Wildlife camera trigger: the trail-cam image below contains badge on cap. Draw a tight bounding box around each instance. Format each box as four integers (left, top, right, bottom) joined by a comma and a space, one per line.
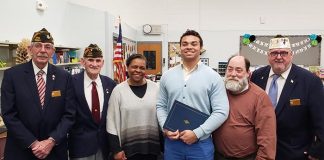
269, 37, 291, 49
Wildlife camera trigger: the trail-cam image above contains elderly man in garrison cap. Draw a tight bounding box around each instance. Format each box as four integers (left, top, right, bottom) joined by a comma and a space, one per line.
68, 44, 116, 160
1, 28, 76, 160
251, 35, 324, 160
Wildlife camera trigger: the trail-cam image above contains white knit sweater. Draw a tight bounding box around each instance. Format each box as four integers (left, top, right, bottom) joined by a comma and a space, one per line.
106, 80, 160, 156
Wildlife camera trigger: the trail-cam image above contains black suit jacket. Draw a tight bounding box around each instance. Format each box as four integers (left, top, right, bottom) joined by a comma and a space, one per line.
251, 64, 324, 160
1, 61, 76, 160
68, 71, 116, 159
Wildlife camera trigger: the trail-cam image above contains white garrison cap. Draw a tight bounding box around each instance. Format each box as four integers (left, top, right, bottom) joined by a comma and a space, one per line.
269, 37, 291, 49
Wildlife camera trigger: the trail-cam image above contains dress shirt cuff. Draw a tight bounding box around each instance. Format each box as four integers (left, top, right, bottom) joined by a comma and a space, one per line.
48, 137, 56, 145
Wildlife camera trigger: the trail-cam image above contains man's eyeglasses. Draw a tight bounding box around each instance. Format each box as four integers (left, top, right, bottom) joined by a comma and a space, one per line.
33, 43, 54, 51
269, 51, 289, 57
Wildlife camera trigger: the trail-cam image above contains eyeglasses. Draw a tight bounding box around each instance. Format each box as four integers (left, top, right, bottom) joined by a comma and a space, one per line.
269, 51, 289, 57
32, 43, 54, 51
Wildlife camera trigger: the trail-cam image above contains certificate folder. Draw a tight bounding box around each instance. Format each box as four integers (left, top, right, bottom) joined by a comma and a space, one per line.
163, 100, 209, 132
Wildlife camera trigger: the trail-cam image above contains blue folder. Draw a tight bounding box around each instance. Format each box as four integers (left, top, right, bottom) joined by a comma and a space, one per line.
163, 100, 209, 132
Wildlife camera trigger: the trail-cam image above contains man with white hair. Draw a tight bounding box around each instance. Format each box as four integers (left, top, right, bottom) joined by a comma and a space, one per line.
251, 35, 324, 160
213, 55, 276, 160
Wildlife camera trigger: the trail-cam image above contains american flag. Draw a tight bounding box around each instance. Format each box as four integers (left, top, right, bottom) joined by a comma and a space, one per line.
113, 22, 127, 83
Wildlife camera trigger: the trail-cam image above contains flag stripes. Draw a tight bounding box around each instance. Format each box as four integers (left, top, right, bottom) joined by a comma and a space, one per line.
113, 21, 127, 83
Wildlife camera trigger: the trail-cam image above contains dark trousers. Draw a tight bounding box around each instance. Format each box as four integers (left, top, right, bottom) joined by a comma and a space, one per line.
214, 151, 256, 160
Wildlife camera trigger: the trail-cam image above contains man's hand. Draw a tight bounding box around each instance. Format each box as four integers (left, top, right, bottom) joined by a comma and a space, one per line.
31, 138, 55, 159
179, 130, 198, 145
114, 151, 127, 160
304, 152, 319, 160
163, 129, 180, 140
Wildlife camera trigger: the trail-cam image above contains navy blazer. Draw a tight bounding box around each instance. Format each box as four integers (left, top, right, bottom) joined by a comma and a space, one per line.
251, 64, 324, 160
1, 61, 76, 160
68, 71, 116, 159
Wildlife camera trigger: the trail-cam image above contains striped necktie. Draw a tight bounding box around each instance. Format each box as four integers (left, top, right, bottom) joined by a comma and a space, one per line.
37, 70, 46, 107
269, 74, 280, 107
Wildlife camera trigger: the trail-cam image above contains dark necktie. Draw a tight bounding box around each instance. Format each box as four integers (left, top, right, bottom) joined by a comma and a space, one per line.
91, 81, 100, 123
37, 70, 46, 107
269, 74, 280, 107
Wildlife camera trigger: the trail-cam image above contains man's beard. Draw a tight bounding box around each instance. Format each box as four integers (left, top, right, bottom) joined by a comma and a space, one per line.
225, 77, 248, 93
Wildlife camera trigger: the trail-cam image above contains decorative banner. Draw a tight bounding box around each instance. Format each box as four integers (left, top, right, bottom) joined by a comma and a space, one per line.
240, 35, 321, 65
244, 36, 319, 55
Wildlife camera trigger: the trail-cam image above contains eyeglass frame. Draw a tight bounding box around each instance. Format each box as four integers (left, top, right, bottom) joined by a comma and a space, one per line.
31, 42, 55, 52
268, 50, 290, 57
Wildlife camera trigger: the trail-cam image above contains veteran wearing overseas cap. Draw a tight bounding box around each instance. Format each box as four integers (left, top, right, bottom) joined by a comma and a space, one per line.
251, 35, 324, 159
30, 28, 55, 69
1, 28, 76, 160
68, 44, 116, 160
267, 35, 292, 75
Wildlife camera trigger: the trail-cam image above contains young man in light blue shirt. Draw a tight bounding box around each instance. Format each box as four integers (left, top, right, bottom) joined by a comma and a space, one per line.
156, 30, 229, 160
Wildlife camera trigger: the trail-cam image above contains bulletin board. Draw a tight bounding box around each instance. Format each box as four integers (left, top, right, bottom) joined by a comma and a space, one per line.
239, 35, 321, 66
168, 42, 181, 68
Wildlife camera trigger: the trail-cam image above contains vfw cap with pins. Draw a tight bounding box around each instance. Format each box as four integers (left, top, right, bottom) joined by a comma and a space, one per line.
269, 37, 291, 49
83, 44, 103, 58
31, 28, 54, 44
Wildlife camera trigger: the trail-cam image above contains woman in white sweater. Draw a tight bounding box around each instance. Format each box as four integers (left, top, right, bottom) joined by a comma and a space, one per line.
107, 54, 161, 160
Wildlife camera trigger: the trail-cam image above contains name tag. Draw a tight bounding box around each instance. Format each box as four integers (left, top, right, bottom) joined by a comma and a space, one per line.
290, 99, 301, 106
51, 90, 61, 97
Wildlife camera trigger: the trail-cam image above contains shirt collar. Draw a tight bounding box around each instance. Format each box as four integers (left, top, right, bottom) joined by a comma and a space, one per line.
32, 61, 48, 76
83, 72, 101, 87
181, 61, 201, 72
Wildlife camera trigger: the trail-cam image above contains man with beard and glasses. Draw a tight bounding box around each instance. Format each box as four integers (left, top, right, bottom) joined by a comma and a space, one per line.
213, 55, 276, 160
156, 30, 229, 160
251, 35, 324, 160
